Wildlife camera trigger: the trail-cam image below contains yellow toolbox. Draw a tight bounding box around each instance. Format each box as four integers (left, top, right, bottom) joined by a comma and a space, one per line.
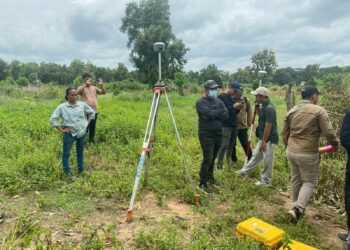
278, 240, 318, 250
236, 217, 285, 249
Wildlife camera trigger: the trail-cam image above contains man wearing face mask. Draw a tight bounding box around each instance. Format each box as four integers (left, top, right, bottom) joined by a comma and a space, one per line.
196, 80, 229, 194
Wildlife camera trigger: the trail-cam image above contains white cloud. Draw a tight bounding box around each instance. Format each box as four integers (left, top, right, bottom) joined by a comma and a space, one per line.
0, 0, 349, 72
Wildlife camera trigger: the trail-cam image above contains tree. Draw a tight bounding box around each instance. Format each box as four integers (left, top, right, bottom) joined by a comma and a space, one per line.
0, 58, 8, 81
303, 64, 320, 84
173, 72, 187, 95
16, 76, 29, 86
273, 67, 296, 86
8, 60, 21, 80
187, 70, 199, 84
114, 63, 129, 81
120, 0, 188, 84
199, 64, 223, 87
231, 66, 254, 84
251, 49, 278, 78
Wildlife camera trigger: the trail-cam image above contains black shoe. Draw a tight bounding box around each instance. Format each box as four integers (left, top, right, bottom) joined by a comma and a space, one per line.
288, 207, 303, 222
208, 178, 222, 187
217, 163, 223, 170
197, 183, 213, 194
338, 232, 348, 243
0, 213, 4, 224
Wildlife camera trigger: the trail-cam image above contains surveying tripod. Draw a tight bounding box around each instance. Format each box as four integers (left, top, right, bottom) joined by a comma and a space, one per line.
126, 82, 198, 221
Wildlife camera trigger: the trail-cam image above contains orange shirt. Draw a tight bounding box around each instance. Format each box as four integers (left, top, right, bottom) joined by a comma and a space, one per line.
76, 85, 102, 112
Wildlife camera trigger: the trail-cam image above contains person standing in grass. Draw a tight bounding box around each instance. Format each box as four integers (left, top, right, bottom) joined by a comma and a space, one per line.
338, 109, 350, 244
231, 87, 253, 164
282, 85, 338, 222
76, 73, 106, 144
50, 87, 96, 177
236, 87, 278, 187
216, 81, 242, 170
196, 80, 228, 194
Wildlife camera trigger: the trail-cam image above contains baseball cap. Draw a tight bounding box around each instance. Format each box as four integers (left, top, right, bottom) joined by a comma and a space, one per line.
228, 81, 242, 94
301, 85, 319, 98
251, 87, 269, 97
203, 79, 219, 89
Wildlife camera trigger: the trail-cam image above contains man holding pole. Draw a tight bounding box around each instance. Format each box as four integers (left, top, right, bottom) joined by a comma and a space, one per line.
236, 87, 278, 187
282, 85, 338, 221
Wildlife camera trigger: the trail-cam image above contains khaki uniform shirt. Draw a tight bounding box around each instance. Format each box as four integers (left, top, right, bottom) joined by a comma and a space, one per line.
76, 85, 103, 112
237, 96, 253, 129
282, 100, 338, 154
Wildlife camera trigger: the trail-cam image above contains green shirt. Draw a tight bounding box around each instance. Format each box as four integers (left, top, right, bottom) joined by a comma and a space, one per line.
258, 100, 279, 144
50, 101, 96, 138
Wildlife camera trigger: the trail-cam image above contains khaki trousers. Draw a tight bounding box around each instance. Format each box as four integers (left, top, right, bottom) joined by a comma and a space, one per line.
286, 148, 320, 211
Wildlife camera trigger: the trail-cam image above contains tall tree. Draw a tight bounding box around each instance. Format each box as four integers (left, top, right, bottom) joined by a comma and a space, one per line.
199, 64, 223, 87
8, 60, 21, 80
120, 0, 188, 84
251, 49, 278, 78
0, 58, 7, 81
303, 64, 320, 84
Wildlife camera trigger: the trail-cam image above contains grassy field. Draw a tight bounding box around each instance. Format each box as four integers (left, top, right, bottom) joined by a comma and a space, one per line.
0, 85, 347, 249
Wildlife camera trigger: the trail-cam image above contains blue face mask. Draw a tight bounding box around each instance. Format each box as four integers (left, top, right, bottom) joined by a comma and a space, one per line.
208, 89, 217, 98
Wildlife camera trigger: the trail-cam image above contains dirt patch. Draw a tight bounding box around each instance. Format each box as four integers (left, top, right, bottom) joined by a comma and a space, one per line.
259, 192, 346, 249
115, 192, 200, 246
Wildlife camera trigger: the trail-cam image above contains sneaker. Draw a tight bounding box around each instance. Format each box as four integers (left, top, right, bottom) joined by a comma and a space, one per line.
208, 178, 222, 187
255, 180, 271, 187
197, 183, 213, 194
217, 163, 224, 170
288, 207, 303, 222
0, 213, 4, 224
338, 232, 348, 243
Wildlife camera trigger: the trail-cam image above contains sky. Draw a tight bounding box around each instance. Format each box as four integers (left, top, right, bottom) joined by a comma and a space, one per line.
0, 0, 350, 73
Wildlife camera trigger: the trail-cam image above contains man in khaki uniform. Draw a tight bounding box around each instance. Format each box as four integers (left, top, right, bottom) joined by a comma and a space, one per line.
282, 85, 338, 221
231, 87, 253, 164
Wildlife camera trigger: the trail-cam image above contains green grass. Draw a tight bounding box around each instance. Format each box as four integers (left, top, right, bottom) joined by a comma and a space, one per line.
0, 85, 346, 249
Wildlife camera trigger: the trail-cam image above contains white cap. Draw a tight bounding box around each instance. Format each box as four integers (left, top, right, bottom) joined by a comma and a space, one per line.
251, 87, 269, 97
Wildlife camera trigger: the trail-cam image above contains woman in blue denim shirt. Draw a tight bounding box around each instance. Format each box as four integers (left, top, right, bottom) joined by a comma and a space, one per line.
50, 87, 96, 177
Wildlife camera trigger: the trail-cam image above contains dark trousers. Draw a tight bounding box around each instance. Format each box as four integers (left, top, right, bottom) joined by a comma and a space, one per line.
199, 135, 222, 184
345, 148, 350, 230
86, 113, 98, 143
231, 128, 252, 162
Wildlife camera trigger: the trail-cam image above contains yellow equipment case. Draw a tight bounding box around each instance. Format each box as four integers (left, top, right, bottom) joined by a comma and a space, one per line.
236, 217, 285, 249
278, 240, 318, 250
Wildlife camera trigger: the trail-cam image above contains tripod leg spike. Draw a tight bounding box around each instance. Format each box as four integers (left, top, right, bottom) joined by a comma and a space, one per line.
194, 193, 200, 204
126, 209, 133, 223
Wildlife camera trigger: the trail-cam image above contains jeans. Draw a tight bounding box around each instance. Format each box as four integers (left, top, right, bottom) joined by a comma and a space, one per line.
286, 149, 320, 211
62, 133, 86, 175
199, 136, 222, 184
239, 140, 276, 184
86, 112, 98, 143
232, 128, 252, 162
217, 127, 238, 165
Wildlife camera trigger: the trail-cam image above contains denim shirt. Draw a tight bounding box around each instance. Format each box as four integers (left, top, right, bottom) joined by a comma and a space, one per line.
50, 101, 96, 138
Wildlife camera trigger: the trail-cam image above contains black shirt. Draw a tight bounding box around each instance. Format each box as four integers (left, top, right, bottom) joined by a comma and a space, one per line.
217, 93, 240, 127
258, 100, 279, 144
196, 96, 228, 137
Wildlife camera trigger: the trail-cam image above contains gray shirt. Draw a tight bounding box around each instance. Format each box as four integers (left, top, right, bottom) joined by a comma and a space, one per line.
50, 101, 96, 138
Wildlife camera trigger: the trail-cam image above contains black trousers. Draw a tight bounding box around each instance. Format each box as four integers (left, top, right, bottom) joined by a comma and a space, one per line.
231, 128, 252, 162
199, 135, 222, 184
86, 113, 98, 143
345, 147, 350, 230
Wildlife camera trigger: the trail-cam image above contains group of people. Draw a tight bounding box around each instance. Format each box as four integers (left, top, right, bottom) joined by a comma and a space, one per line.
195, 79, 350, 237
42, 75, 350, 243
49, 73, 106, 177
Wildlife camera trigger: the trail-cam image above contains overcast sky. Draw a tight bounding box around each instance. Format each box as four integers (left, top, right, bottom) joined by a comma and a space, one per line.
1, 0, 350, 73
